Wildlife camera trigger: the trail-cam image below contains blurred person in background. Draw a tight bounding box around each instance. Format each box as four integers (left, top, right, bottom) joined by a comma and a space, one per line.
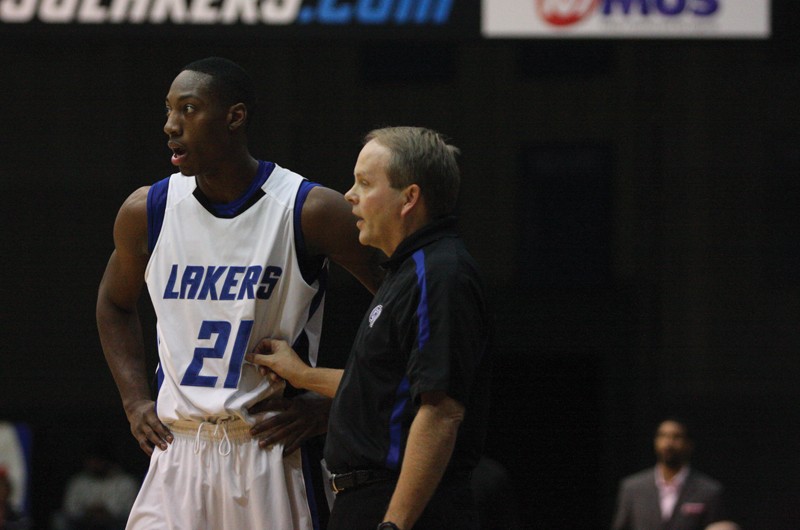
0, 468, 30, 530
612, 417, 725, 530
51, 447, 138, 530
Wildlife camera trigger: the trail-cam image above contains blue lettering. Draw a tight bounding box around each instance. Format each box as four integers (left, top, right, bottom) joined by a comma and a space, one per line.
317, 0, 351, 23
655, 0, 684, 15
298, 6, 315, 23
180, 265, 204, 299
181, 321, 231, 387
603, 0, 649, 15
357, 0, 393, 24
303, 0, 454, 26
220, 266, 246, 301
198, 266, 227, 300
223, 320, 254, 388
256, 266, 283, 300
163, 264, 179, 299
237, 265, 263, 300
603, 0, 717, 17
395, 0, 452, 24
162, 265, 285, 300
691, 0, 717, 16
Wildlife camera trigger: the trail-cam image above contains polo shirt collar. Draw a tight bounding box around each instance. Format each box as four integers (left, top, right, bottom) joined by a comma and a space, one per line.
382, 216, 459, 271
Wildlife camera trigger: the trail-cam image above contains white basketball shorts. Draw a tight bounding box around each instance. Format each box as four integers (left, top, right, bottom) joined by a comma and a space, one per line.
125, 419, 313, 530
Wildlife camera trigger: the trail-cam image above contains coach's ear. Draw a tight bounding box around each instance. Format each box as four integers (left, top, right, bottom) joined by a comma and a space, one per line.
400, 184, 424, 218
227, 103, 247, 132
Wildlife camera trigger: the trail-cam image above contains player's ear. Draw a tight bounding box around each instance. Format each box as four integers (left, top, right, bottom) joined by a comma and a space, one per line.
227, 103, 247, 132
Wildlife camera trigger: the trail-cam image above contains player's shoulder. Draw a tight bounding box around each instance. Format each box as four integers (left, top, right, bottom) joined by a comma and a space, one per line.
119, 186, 151, 216
118, 174, 175, 225
299, 184, 350, 227
122, 174, 182, 215
302, 183, 342, 208
264, 163, 312, 196
113, 185, 152, 255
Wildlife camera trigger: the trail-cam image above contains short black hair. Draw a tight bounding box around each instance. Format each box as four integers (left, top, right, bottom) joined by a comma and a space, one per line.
181, 57, 257, 121
656, 416, 693, 441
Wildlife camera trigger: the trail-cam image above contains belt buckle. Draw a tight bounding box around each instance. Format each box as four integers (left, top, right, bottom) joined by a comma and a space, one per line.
330, 473, 342, 494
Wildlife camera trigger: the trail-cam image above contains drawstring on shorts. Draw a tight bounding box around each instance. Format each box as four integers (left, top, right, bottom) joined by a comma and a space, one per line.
215, 422, 232, 456
193, 421, 208, 454
178, 419, 247, 456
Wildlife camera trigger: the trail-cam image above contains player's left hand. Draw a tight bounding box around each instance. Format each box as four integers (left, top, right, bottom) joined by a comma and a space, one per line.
248, 392, 331, 455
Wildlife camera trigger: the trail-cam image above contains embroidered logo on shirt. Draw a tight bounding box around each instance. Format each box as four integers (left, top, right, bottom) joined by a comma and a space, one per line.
369, 305, 383, 328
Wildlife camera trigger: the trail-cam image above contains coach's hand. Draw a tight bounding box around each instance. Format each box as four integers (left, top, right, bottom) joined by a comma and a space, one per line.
248, 392, 330, 456
247, 338, 309, 388
125, 398, 172, 456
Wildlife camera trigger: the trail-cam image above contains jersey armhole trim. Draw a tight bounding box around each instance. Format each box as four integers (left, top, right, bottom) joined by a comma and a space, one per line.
147, 177, 170, 254
294, 180, 325, 284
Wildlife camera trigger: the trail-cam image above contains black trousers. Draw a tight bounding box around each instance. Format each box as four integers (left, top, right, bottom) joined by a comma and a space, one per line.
327, 475, 479, 530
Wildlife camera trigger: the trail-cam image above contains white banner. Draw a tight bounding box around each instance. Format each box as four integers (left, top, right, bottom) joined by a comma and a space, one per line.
482, 0, 770, 39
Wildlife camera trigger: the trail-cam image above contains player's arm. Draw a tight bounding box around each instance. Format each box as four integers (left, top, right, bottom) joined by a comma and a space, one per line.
96, 186, 172, 456
302, 185, 385, 294
248, 391, 331, 456
247, 338, 343, 398
381, 391, 465, 530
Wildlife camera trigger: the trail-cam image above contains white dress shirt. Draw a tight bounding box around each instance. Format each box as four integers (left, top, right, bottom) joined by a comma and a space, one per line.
655, 465, 689, 520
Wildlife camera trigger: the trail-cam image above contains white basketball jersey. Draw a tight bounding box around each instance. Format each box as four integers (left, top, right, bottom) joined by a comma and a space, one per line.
145, 164, 326, 424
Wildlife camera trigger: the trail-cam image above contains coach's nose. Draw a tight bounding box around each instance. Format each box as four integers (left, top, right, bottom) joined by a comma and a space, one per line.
344, 185, 358, 205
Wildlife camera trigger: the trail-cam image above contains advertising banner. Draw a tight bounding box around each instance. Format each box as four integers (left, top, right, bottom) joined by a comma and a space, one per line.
0, 0, 478, 38
482, 0, 770, 39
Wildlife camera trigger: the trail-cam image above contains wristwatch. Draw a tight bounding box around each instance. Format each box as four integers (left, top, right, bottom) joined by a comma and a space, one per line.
376, 523, 400, 530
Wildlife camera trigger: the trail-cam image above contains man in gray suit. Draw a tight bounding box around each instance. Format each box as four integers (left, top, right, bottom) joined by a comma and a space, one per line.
612, 418, 725, 530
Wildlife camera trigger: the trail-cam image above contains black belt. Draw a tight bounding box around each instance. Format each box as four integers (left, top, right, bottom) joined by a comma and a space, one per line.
329, 469, 397, 493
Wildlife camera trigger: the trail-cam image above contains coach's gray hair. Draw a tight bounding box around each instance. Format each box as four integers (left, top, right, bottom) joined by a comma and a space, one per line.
364, 126, 461, 218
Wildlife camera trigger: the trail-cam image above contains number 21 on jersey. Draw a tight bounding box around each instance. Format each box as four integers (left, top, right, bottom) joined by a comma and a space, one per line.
181, 320, 254, 388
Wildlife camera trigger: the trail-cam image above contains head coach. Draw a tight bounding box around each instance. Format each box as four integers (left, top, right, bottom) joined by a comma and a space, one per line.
247, 126, 492, 530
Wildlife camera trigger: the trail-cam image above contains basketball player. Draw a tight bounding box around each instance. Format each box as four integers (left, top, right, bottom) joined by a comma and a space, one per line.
96, 57, 381, 529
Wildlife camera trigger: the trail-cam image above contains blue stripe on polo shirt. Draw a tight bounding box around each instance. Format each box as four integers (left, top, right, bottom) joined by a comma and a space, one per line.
385, 249, 431, 469
385, 376, 410, 470
412, 250, 430, 350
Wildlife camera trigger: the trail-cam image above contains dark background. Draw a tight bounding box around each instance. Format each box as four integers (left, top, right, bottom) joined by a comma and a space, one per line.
2, 3, 799, 529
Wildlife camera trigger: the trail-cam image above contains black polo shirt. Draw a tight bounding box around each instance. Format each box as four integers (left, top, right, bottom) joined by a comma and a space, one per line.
324, 217, 491, 475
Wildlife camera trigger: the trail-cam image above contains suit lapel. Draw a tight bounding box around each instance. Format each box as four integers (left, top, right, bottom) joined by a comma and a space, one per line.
644, 469, 667, 530
665, 470, 696, 530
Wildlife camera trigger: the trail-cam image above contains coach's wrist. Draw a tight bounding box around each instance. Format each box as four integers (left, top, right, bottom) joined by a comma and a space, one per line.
376, 522, 400, 530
